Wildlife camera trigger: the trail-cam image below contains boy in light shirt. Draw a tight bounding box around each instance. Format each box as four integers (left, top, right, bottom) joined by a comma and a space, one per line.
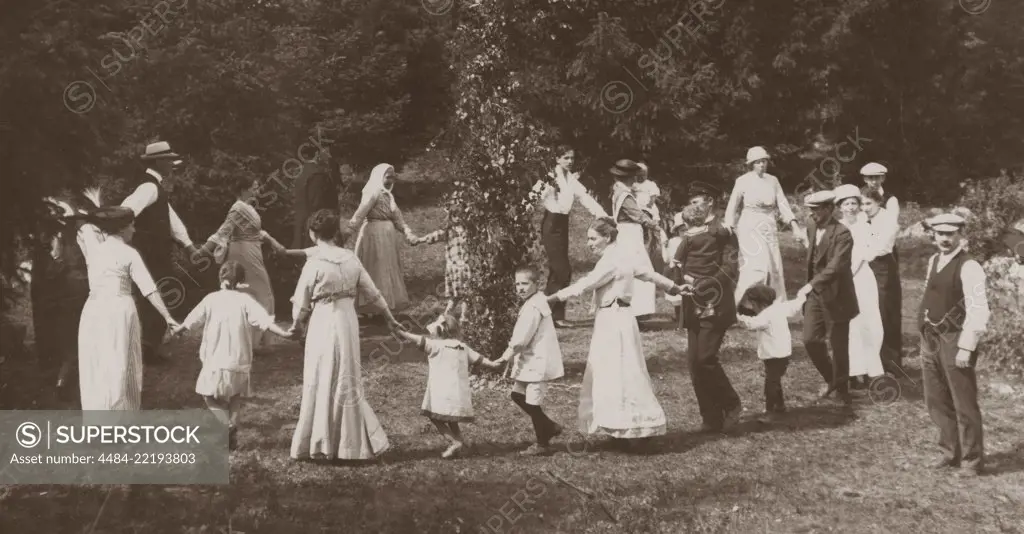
495, 265, 565, 456
736, 283, 806, 422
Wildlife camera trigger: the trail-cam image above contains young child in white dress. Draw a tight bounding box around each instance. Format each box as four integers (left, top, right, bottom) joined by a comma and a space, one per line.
736, 283, 805, 422
172, 261, 294, 449
392, 314, 502, 458
494, 266, 565, 456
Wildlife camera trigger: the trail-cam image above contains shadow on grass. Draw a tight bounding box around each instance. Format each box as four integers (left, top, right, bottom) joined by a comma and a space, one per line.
983, 443, 1024, 476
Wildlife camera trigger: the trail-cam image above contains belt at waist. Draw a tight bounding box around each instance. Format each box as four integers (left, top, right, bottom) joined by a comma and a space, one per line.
365, 217, 393, 223
312, 291, 355, 305
600, 298, 631, 308
543, 210, 569, 217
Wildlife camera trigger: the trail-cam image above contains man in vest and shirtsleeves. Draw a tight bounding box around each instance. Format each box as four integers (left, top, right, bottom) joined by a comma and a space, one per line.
918, 212, 990, 477
120, 141, 200, 365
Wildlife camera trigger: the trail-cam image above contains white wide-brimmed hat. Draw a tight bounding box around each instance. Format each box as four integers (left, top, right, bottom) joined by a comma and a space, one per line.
746, 146, 770, 164
804, 190, 835, 207
923, 213, 967, 232
832, 184, 862, 203
860, 162, 887, 176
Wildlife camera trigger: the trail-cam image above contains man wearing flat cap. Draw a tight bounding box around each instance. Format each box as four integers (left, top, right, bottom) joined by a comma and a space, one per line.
860, 162, 903, 369
796, 190, 858, 407
120, 141, 199, 364
918, 212, 989, 476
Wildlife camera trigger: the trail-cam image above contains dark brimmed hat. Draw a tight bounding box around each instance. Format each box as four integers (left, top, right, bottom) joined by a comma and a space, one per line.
89, 207, 135, 233
689, 181, 721, 199
609, 159, 642, 178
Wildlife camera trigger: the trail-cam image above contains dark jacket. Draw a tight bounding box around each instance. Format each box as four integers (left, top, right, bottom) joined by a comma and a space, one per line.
805, 217, 859, 322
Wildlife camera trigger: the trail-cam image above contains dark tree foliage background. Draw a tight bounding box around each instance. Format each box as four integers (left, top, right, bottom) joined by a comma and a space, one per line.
2, 0, 1022, 361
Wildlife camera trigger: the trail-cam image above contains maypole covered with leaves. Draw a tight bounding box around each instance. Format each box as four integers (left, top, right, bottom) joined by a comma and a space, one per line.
444, 3, 554, 358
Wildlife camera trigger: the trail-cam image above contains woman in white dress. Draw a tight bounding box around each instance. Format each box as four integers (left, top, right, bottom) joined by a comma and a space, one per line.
609, 160, 660, 318
75, 206, 179, 410
833, 185, 885, 383
548, 217, 683, 447
289, 209, 399, 461
724, 146, 807, 303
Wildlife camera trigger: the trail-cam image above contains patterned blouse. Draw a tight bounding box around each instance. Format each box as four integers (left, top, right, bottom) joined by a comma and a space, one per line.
419, 222, 471, 298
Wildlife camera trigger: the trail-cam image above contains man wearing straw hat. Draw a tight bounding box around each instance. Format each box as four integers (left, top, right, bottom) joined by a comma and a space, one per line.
120, 141, 199, 365
796, 190, 858, 407
918, 212, 989, 476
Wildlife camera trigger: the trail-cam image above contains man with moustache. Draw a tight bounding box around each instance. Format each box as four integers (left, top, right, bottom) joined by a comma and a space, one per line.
917, 213, 989, 476
120, 141, 199, 365
796, 190, 858, 408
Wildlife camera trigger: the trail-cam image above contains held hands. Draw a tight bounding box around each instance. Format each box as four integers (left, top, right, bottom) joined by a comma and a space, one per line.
797, 284, 813, 299
955, 349, 973, 368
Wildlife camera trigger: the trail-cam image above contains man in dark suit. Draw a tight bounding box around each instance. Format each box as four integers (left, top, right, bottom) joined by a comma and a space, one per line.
292, 161, 340, 249
796, 190, 859, 407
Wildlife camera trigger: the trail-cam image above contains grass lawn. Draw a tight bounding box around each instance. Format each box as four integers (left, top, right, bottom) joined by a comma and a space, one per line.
2, 204, 1024, 533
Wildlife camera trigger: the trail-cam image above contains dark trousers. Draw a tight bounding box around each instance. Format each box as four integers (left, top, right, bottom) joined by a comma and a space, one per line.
686, 320, 740, 427
763, 357, 790, 412
921, 327, 984, 466
803, 295, 851, 396
541, 211, 571, 321
871, 254, 903, 368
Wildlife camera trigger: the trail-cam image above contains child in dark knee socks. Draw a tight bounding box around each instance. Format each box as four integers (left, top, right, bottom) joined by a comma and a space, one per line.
496, 266, 565, 456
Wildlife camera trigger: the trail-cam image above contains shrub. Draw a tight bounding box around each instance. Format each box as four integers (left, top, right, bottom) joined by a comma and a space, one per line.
957, 174, 1024, 377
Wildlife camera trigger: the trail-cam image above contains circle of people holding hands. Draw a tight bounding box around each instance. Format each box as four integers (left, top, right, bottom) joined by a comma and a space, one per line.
43, 141, 997, 475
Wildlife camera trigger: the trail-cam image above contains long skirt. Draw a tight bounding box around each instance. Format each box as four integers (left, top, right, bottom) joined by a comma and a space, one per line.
616, 222, 657, 316
290, 297, 390, 460
849, 266, 885, 378
225, 239, 274, 346
354, 220, 410, 314
578, 305, 666, 438
733, 209, 786, 303
78, 295, 142, 410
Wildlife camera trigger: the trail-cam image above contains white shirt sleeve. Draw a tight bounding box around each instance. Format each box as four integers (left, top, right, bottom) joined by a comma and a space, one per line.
121, 183, 159, 216
572, 180, 607, 217
957, 259, 990, 352
168, 204, 193, 248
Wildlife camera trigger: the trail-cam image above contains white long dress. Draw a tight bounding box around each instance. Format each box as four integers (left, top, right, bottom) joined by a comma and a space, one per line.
611, 188, 657, 316
724, 171, 798, 303
844, 218, 885, 378
554, 244, 672, 439
290, 246, 390, 460
76, 225, 158, 410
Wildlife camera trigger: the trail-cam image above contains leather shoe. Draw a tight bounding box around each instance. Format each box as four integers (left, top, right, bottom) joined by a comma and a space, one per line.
930, 457, 960, 469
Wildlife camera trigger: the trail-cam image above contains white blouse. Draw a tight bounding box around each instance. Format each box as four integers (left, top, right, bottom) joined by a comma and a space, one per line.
77, 225, 158, 298
555, 244, 675, 309
724, 171, 797, 227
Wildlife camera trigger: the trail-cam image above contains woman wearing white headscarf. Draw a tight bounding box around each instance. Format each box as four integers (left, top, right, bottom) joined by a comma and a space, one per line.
347, 163, 417, 315
724, 146, 807, 303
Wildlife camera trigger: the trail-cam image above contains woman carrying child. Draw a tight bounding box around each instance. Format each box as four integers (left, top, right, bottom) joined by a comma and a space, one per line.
392, 315, 502, 458
172, 261, 295, 449
289, 209, 401, 461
